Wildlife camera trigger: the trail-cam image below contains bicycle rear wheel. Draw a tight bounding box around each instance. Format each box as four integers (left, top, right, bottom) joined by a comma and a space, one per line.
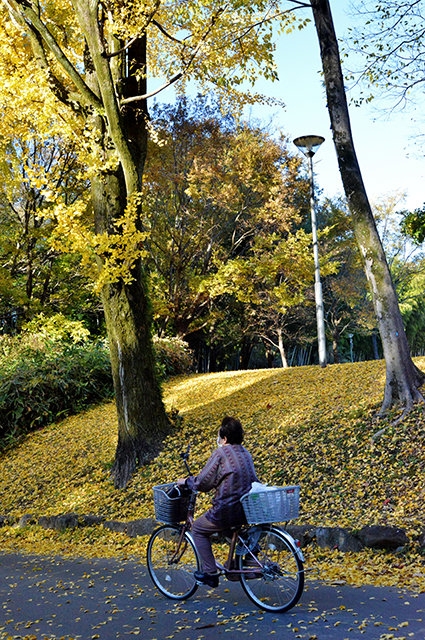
238, 526, 304, 612
147, 525, 200, 600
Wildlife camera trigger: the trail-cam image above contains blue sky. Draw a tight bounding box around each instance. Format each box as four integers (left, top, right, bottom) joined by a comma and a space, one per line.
246, 1, 425, 212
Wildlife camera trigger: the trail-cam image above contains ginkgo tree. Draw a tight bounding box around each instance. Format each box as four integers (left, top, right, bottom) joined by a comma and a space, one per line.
208, 229, 323, 367
0, 0, 309, 487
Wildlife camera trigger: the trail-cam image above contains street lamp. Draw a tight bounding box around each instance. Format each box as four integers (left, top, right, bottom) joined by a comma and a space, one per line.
293, 135, 327, 368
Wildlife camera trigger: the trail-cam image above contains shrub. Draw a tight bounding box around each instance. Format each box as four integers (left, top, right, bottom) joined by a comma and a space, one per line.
0, 341, 113, 446
153, 336, 194, 379
0, 332, 193, 448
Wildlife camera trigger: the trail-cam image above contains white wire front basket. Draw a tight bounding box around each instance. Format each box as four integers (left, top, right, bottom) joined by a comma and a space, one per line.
240, 485, 300, 524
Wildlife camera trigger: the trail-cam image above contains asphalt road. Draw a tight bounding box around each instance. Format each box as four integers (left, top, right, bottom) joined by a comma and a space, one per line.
1, 553, 425, 639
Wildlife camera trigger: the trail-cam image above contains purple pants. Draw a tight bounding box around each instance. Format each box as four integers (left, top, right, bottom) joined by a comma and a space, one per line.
191, 513, 228, 574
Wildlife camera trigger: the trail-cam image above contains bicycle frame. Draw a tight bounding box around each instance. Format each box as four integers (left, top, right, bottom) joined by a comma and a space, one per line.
170, 488, 302, 581
167, 489, 198, 565
216, 528, 263, 578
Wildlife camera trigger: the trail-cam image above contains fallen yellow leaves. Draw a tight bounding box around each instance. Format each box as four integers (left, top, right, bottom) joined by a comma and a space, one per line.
305, 545, 425, 592
0, 358, 424, 592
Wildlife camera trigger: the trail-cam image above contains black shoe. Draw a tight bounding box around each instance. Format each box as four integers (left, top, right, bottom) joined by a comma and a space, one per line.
194, 570, 219, 587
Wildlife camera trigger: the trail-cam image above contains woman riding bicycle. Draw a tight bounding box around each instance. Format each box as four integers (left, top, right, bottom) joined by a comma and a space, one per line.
177, 416, 258, 588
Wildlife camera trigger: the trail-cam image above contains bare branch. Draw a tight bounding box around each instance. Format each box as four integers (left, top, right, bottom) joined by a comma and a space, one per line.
152, 20, 186, 45
121, 5, 227, 105
121, 71, 183, 104
102, 33, 141, 58
260, 333, 279, 350
287, 0, 311, 6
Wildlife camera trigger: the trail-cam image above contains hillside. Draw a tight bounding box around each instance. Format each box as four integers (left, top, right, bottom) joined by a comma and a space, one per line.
1, 359, 425, 590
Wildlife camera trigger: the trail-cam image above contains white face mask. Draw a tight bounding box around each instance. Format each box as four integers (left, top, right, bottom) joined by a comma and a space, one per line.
217, 435, 223, 447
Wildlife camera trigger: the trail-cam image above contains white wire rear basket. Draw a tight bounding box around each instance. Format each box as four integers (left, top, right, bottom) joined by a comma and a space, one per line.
240, 485, 300, 524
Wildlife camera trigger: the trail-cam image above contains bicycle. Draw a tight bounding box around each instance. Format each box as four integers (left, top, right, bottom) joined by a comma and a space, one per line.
146, 446, 306, 613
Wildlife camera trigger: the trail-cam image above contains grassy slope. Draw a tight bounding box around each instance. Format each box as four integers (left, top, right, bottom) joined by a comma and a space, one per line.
1, 359, 425, 590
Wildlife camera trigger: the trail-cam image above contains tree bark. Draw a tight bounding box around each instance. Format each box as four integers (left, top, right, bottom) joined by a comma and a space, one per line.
101, 273, 169, 488
91, 166, 170, 489
372, 329, 380, 360
310, 0, 424, 415
332, 330, 340, 364
265, 346, 275, 368
239, 336, 254, 369
78, 12, 171, 487
277, 328, 289, 368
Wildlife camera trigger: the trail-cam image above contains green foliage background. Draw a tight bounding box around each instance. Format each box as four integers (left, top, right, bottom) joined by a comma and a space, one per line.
0, 331, 193, 447
0, 340, 113, 444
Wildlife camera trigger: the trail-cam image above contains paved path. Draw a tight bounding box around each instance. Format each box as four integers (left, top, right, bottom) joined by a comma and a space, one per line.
1, 554, 425, 639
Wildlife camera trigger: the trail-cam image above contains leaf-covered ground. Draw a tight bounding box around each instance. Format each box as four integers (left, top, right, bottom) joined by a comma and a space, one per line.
1, 359, 425, 591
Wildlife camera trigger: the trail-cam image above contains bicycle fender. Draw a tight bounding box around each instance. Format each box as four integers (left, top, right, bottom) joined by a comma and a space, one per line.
183, 530, 197, 548
271, 526, 305, 563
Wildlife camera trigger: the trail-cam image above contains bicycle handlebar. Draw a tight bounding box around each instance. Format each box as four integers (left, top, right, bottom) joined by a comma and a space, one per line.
180, 444, 193, 476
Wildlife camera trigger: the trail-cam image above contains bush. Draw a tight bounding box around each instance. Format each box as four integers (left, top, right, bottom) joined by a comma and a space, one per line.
0, 332, 193, 448
0, 340, 113, 446
153, 336, 194, 379
21, 313, 90, 344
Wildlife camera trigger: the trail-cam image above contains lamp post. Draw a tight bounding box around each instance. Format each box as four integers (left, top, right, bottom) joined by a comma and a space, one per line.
293, 135, 327, 368
348, 333, 354, 363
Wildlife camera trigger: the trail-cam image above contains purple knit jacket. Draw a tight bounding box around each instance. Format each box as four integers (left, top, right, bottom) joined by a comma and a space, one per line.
186, 444, 258, 527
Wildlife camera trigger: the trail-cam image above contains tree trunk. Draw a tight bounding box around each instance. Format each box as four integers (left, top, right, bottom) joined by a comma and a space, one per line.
332, 329, 340, 364
92, 166, 171, 489
266, 347, 275, 368
310, 0, 425, 415
86, 33, 171, 488
101, 272, 170, 488
39, 258, 53, 307
239, 335, 254, 369
372, 329, 380, 360
277, 328, 289, 368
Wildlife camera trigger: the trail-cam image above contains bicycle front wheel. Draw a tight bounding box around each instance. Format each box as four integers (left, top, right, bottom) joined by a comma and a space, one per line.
147, 525, 200, 600
238, 526, 304, 612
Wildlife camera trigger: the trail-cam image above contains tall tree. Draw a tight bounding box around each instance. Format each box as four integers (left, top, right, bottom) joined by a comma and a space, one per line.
0, 0, 303, 486
373, 193, 425, 356
319, 198, 375, 363
206, 230, 316, 365
144, 97, 311, 341
309, 0, 425, 417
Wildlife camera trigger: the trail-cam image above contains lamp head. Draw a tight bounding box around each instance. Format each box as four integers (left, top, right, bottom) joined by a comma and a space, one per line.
293, 135, 325, 158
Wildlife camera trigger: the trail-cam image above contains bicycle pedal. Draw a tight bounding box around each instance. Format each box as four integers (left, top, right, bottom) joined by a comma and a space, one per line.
225, 572, 241, 582
195, 579, 219, 587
